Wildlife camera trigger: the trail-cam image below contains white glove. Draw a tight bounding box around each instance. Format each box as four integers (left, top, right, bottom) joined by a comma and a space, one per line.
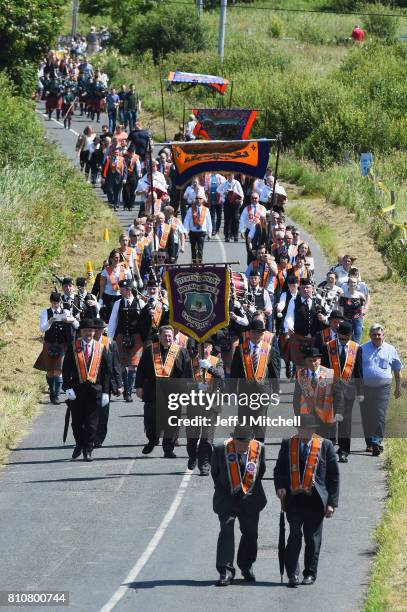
356, 395, 365, 404
66, 388, 76, 401
98, 299, 104, 307
199, 359, 212, 369
335, 413, 344, 422
101, 393, 109, 408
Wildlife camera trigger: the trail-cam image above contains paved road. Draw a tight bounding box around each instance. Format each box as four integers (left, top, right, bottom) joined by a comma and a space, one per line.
0, 106, 385, 612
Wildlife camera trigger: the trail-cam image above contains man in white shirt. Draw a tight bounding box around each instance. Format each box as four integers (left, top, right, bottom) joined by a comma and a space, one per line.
218, 174, 243, 242
183, 188, 212, 263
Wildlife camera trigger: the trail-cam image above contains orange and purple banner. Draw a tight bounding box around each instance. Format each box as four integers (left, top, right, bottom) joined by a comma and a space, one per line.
192, 108, 258, 140
167, 71, 229, 95
164, 266, 230, 342
170, 140, 271, 187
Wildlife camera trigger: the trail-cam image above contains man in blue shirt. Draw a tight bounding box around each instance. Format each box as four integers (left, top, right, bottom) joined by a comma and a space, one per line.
361, 323, 403, 455
106, 87, 120, 133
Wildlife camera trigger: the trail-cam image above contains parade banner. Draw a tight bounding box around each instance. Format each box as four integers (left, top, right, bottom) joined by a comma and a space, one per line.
192, 108, 258, 140
167, 71, 229, 95
164, 266, 231, 342
170, 140, 271, 187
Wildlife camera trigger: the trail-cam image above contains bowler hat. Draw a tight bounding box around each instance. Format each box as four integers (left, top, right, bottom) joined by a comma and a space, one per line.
328, 309, 343, 320
302, 346, 322, 358
92, 318, 107, 329
231, 424, 254, 441
338, 320, 353, 336
79, 318, 97, 330
298, 413, 320, 430
249, 319, 266, 332
118, 279, 132, 289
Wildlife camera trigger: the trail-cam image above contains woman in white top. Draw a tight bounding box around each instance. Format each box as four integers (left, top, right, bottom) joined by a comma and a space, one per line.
99, 248, 132, 317
297, 241, 315, 273
76, 125, 96, 179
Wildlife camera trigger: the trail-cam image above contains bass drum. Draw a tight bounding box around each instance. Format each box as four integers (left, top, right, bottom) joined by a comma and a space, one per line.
230, 271, 248, 306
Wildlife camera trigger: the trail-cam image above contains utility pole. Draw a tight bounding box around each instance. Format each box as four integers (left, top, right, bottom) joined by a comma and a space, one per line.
71, 0, 79, 37
218, 0, 227, 64
196, 0, 203, 19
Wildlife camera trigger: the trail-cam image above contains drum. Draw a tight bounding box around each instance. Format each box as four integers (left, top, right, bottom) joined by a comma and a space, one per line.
230, 272, 248, 306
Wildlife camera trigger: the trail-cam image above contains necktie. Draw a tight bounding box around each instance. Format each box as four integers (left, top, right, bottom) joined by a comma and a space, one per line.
300, 442, 308, 479
238, 454, 245, 476
252, 345, 259, 371
157, 227, 162, 239
340, 344, 346, 371
85, 343, 91, 363
311, 372, 317, 388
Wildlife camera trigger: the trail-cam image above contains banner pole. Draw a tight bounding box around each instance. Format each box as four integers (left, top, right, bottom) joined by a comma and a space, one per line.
159, 66, 167, 141
267, 133, 282, 251
229, 80, 234, 107
182, 102, 186, 134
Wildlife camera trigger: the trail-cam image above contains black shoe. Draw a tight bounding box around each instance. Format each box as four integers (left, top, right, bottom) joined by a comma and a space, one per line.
52, 397, 60, 405
187, 458, 197, 470
94, 442, 103, 448
338, 451, 348, 463
302, 575, 316, 585
234, 236, 238, 242
286, 364, 293, 379
225, 237, 230, 243
242, 569, 256, 582
372, 445, 383, 456
174, 438, 180, 447
123, 392, 128, 402
164, 450, 176, 458
366, 445, 373, 453
142, 442, 155, 455
288, 575, 300, 588
83, 451, 93, 462
126, 394, 133, 403
199, 467, 210, 476
216, 572, 233, 587
71, 446, 82, 460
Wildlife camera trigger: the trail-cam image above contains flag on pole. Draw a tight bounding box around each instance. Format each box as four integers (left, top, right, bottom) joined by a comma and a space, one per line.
167, 71, 229, 95
192, 108, 258, 140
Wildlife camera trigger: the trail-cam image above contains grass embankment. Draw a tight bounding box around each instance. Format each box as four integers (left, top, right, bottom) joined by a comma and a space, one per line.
285, 192, 407, 612
0, 73, 122, 465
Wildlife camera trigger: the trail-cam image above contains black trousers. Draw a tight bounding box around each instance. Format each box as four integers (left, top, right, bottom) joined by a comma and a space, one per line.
186, 410, 216, 466
338, 394, 355, 454
189, 231, 206, 263
210, 204, 222, 233
96, 402, 109, 444
144, 401, 178, 452
216, 510, 260, 574
223, 204, 239, 239
70, 396, 99, 452
285, 493, 324, 578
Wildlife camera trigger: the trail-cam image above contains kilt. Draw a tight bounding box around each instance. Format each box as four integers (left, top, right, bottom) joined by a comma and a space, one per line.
62, 102, 74, 117
221, 337, 240, 375
278, 333, 291, 362
33, 341, 66, 373
46, 93, 63, 112
289, 334, 314, 367
116, 333, 143, 368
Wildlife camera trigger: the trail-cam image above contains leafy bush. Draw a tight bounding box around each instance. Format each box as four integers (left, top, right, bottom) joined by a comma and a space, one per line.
297, 18, 329, 45
362, 4, 399, 41
267, 16, 284, 38
120, 6, 208, 60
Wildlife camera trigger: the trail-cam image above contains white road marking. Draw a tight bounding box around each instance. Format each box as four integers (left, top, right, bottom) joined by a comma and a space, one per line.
114, 459, 136, 492
35, 108, 79, 136
99, 470, 193, 612
215, 233, 227, 263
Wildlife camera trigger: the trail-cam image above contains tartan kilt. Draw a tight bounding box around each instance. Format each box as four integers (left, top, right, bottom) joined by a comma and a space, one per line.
278, 333, 291, 362
62, 102, 74, 117
33, 341, 66, 372
46, 93, 62, 112
289, 334, 314, 367
116, 333, 143, 368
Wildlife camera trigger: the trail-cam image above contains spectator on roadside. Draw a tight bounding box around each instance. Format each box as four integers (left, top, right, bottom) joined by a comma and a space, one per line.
351, 24, 365, 43
339, 277, 365, 343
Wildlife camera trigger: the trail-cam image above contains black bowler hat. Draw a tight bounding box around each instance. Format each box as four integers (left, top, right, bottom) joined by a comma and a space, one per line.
300, 278, 312, 286
302, 346, 322, 358
249, 269, 261, 277
338, 320, 353, 336
92, 318, 107, 329
298, 413, 320, 429
231, 424, 254, 441
249, 319, 266, 332
118, 279, 132, 288
50, 291, 61, 302
146, 278, 159, 288
62, 276, 74, 285
76, 277, 87, 287
79, 318, 97, 330
329, 309, 343, 320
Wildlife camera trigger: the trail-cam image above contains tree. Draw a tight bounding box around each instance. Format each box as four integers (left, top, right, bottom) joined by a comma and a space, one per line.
0, 0, 63, 92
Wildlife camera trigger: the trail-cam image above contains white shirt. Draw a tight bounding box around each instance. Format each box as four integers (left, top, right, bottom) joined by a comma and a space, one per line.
183, 205, 212, 233
239, 204, 267, 233
39, 307, 62, 333
101, 267, 132, 296
183, 185, 198, 205
307, 367, 321, 379
277, 289, 298, 313
217, 179, 244, 204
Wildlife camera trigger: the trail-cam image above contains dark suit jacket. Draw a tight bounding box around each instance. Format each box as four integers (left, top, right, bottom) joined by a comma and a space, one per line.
211, 443, 267, 515
230, 343, 280, 393
107, 340, 123, 395
62, 342, 110, 399
134, 343, 192, 403
321, 343, 363, 398
274, 437, 340, 511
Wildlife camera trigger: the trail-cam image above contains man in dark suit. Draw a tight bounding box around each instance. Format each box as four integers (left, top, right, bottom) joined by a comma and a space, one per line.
230, 319, 280, 441
211, 424, 267, 586
321, 320, 363, 462
274, 414, 340, 587
62, 318, 110, 461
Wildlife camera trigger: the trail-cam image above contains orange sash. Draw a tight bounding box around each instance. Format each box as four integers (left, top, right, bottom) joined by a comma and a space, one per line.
252, 260, 271, 289
73, 339, 103, 384
152, 341, 180, 377
328, 339, 358, 382
247, 205, 262, 224
100, 335, 110, 350
289, 435, 322, 494
192, 205, 206, 227
107, 265, 125, 291
175, 332, 189, 348
192, 355, 219, 382
151, 301, 163, 328
321, 327, 332, 344
122, 246, 133, 269
241, 337, 270, 381
297, 366, 335, 424
170, 217, 179, 231
224, 438, 262, 495
158, 223, 171, 249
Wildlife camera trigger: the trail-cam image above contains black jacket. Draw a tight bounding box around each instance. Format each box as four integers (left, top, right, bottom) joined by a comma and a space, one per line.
230, 343, 280, 393
62, 342, 110, 399
274, 437, 340, 511
293, 369, 344, 417
211, 442, 267, 515
321, 342, 363, 398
